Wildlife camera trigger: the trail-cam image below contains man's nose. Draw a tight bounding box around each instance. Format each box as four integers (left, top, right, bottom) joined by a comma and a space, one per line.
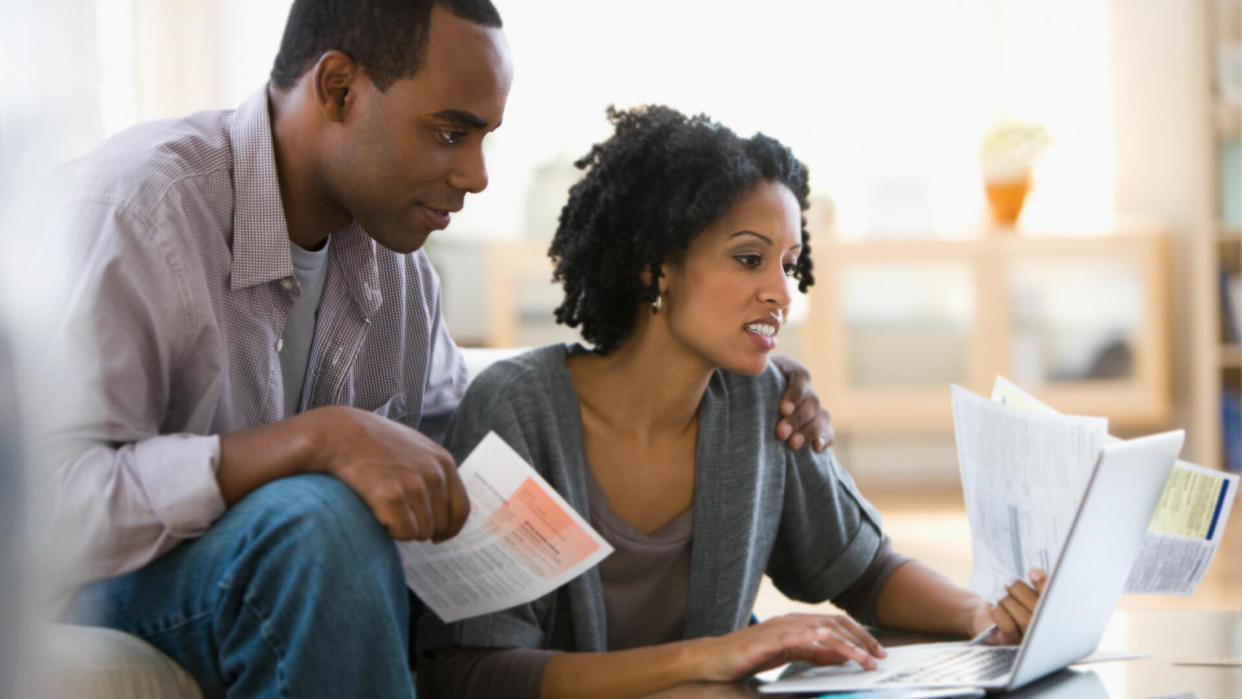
449, 146, 488, 193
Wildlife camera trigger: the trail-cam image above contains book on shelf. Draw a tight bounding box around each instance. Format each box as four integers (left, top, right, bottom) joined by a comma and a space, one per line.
1223, 389, 1242, 474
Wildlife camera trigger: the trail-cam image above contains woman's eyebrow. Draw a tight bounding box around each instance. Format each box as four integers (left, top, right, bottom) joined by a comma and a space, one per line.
727, 230, 773, 245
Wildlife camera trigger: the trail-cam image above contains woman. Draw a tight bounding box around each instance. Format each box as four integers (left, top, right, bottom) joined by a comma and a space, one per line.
416, 106, 1045, 698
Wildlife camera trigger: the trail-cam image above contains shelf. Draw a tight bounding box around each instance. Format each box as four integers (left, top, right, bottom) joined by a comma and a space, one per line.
801, 229, 1173, 433
1223, 344, 1242, 369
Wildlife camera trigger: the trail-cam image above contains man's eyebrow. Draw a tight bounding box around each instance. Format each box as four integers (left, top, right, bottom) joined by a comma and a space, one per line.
429, 109, 488, 130
728, 230, 773, 245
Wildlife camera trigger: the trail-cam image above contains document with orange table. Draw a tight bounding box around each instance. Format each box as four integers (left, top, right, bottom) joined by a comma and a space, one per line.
398, 431, 613, 623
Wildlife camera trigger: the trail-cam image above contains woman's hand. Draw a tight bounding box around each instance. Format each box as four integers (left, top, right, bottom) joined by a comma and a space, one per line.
691, 613, 886, 683
974, 568, 1048, 645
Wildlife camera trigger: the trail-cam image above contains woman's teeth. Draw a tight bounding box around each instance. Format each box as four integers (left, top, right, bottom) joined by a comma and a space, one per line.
744, 323, 776, 337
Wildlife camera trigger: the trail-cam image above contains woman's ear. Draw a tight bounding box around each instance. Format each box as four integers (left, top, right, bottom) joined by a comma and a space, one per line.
638, 263, 667, 288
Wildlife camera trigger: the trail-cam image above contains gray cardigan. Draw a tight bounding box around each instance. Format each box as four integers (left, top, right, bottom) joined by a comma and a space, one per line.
416, 344, 885, 686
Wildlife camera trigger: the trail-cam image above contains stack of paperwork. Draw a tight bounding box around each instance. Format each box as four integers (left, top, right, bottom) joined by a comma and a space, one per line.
953, 378, 1237, 602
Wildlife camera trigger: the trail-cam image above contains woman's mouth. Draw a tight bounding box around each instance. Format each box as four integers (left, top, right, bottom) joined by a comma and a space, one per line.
743, 321, 779, 350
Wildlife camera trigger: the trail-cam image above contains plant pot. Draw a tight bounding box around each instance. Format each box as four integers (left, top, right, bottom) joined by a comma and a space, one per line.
984, 173, 1030, 226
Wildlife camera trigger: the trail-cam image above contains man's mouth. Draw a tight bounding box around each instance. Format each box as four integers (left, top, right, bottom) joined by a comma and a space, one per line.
419, 204, 454, 230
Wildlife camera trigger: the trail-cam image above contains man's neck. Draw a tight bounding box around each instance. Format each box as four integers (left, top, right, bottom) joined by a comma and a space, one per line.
266, 83, 352, 248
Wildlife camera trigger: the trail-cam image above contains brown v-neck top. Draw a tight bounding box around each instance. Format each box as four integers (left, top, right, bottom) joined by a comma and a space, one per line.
583, 460, 695, 650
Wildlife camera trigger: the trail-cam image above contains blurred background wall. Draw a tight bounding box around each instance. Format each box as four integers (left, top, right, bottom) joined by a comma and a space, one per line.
2, 0, 1237, 551
3, 5, 1236, 693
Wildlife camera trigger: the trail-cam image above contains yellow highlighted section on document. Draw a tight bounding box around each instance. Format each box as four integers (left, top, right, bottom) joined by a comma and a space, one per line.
1148, 467, 1227, 539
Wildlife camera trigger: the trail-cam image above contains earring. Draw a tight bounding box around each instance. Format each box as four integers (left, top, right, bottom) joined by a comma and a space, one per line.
651, 295, 663, 314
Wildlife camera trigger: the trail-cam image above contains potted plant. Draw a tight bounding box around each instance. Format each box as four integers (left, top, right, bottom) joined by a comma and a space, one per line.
978, 117, 1052, 226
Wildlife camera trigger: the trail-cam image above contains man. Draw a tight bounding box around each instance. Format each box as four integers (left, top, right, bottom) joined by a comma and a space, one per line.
46, 1, 833, 696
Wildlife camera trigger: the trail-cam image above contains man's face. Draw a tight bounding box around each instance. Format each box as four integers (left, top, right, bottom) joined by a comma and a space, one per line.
323, 6, 513, 253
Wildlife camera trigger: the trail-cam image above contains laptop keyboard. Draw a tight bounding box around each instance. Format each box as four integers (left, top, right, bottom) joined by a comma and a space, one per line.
878, 646, 1019, 685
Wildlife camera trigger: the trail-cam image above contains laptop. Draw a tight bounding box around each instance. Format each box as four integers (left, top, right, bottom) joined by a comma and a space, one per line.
760, 429, 1184, 694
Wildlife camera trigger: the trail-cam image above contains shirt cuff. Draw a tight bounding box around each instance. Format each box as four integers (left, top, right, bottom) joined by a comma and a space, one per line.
806, 513, 884, 602
131, 433, 226, 537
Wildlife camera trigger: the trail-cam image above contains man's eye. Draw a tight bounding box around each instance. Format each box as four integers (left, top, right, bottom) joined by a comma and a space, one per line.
736, 254, 761, 269
439, 130, 465, 145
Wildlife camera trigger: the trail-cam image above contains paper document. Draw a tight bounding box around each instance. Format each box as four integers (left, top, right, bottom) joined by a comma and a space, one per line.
398, 432, 613, 623
952, 385, 1109, 601
991, 377, 1238, 596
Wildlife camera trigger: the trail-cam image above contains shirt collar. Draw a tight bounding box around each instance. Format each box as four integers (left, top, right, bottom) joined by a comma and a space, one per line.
226, 85, 383, 319
228, 86, 294, 291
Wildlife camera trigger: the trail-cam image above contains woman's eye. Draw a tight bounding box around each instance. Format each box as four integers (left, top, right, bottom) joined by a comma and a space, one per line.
736, 254, 761, 269
439, 130, 465, 145
783, 262, 798, 277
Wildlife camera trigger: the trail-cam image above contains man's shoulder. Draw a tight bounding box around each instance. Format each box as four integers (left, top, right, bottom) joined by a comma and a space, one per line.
76, 108, 236, 220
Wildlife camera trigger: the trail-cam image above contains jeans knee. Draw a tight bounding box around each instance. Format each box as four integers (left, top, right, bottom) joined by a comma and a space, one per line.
235, 474, 404, 597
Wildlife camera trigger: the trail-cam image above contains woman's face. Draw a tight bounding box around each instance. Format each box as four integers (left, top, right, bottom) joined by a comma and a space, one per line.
661, 181, 803, 376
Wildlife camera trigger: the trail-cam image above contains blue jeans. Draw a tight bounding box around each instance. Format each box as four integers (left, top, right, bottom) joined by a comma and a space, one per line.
70, 474, 416, 698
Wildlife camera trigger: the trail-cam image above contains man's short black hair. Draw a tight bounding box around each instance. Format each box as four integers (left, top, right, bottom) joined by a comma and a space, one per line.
549, 105, 814, 354
270, 0, 502, 92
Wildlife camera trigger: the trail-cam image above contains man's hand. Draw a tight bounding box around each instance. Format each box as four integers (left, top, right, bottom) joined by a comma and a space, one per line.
217, 405, 470, 543
769, 354, 834, 452
311, 406, 469, 542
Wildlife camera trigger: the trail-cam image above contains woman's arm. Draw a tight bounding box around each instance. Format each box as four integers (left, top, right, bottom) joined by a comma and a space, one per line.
539, 613, 886, 699
875, 561, 1047, 644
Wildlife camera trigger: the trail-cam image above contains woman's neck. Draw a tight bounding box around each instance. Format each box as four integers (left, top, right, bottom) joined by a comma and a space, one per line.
569, 322, 713, 439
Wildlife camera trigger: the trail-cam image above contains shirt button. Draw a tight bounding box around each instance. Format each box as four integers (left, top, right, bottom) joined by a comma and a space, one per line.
275, 338, 284, 352
280, 278, 294, 291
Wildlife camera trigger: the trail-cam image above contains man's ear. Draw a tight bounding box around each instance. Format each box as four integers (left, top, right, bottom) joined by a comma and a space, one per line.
310, 50, 360, 123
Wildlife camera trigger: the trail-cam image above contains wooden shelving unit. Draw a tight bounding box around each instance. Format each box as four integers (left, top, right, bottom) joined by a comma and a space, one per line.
1203, 0, 1242, 471
798, 228, 1173, 434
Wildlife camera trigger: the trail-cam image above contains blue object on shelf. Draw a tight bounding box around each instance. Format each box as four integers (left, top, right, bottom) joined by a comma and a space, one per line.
1223, 389, 1242, 474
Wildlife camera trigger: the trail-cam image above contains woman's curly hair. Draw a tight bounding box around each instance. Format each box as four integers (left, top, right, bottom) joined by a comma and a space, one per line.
549, 105, 814, 354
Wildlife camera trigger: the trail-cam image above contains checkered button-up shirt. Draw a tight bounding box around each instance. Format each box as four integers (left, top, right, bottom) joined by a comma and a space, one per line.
43, 87, 469, 589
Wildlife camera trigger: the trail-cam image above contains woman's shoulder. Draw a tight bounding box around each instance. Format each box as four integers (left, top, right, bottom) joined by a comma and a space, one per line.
466, 343, 574, 394
455, 343, 587, 429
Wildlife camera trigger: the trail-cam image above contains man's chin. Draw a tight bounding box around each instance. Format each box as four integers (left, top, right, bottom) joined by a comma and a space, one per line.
367, 226, 433, 255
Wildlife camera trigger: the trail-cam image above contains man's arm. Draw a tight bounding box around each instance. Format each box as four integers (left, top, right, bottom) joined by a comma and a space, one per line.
41, 202, 468, 592
217, 406, 468, 542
